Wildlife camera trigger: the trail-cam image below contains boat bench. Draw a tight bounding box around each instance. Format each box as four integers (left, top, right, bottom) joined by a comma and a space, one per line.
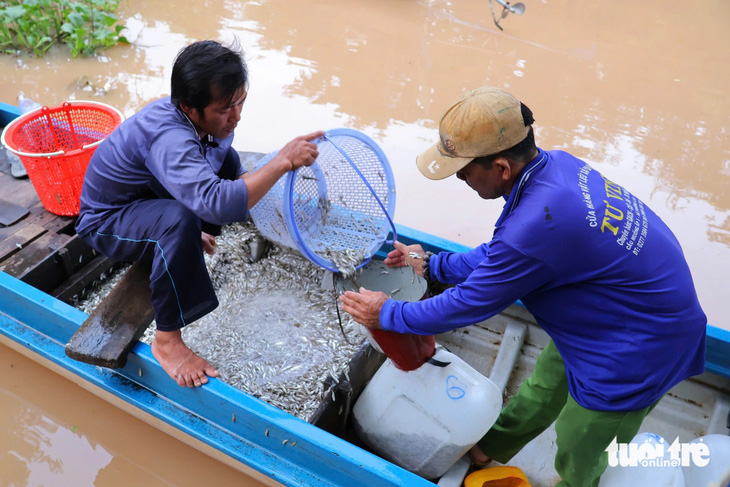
65, 261, 154, 368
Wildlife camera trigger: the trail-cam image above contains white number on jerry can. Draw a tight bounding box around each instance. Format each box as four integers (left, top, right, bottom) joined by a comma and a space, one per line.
446, 374, 466, 400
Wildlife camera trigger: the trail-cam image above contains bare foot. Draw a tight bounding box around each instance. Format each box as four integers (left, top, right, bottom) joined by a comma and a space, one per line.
468, 444, 492, 468
151, 329, 220, 387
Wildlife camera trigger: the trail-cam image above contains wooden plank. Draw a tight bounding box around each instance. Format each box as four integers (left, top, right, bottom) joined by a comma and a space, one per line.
21, 201, 76, 235
0, 217, 30, 241
5, 202, 74, 236
52, 255, 117, 303
24, 202, 67, 232
65, 261, 154, 368
9, 186, 40, 209
0, 171, 15, 188
44, 214, 77, 235
0, 231, 71, 287
1, 186, 38, 210
0, 222, 46, 263
0, 175, 35, 202
0, 198, 29, 226
17, 234, 97, 292
0, 182, 15, 202
1, 194, 75, 235
0, 177, 75, 228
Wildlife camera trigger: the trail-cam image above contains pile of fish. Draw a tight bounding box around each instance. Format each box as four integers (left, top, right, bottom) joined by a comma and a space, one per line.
72, 221, 365, 420
317, 247, 369, 279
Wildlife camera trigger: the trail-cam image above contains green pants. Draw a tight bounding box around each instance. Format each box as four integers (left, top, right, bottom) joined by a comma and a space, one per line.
477, 340, 659, 487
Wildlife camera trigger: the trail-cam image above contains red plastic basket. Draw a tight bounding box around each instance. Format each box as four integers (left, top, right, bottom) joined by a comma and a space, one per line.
1, 100, 124, 216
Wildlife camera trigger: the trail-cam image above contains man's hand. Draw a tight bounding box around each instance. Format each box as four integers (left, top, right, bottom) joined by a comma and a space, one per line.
275, 131, 325, 172
201, 232, 216, 255
339, 287, 389, 329
468, 444, 492, 468
244, 130, 326, 209
384, 240, 427, 276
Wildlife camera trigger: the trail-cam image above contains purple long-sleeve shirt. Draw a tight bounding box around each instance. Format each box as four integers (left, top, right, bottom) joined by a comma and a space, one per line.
76, 96, 248, 236
380, 149, 706, 411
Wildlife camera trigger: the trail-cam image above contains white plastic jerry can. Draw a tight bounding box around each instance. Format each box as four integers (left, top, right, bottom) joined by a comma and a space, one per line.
352, 347, 503, 480
681, 434, 730, 487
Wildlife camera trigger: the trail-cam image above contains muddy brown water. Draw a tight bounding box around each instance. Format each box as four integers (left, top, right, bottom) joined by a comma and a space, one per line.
0, 345, 270, 487
1, 0, 728, 484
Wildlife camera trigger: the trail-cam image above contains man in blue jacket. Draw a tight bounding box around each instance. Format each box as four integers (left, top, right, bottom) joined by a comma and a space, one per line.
339, 86, 707, 486
76, 40, 323, 388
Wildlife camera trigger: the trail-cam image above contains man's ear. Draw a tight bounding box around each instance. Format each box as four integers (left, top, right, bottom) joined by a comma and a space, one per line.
494, 157, 511, 181
179, 102, 196, 118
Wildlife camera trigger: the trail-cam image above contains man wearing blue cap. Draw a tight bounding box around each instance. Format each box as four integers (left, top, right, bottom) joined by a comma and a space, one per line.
340, 86, 707, 486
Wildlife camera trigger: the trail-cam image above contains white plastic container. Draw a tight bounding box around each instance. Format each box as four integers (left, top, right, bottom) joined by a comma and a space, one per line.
599, 432, 685, 487
681, 434, 730, 487
352, 347, 502, 479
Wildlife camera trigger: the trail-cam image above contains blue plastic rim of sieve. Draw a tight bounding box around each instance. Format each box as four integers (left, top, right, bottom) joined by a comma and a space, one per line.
249, 128, 397, 272
247, 129, 390, 273
286, 128, 397, 273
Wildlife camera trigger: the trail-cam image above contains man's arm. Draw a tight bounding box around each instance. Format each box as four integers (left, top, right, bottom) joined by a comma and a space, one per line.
241, 131, 324, 209
146, 132, 249, 225
429, 243, 491, 285
341, 241, 553, 335
146, 130, 323, 224
382, 240, 490, 284
383, 242, 551, 334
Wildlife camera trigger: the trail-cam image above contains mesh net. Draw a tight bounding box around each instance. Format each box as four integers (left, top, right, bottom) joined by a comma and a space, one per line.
250, 129, 396, 273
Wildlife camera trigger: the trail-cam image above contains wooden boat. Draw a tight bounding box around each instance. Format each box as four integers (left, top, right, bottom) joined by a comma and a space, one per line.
0, 101, 20, 126
1, 103, 729, 486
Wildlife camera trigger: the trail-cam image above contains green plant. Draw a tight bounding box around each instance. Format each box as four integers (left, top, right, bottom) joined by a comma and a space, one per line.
0, 0, 129, 57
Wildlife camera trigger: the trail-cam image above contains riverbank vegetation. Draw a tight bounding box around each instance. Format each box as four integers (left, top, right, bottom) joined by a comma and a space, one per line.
0, 0, 128, 57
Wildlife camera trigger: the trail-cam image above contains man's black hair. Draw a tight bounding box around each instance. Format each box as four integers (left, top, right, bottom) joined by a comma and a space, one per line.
474, 102, 536, 167
171, 40, 248, 115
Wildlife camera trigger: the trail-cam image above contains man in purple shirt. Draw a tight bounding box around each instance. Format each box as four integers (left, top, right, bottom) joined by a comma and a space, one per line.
339, 86, 706, 485
76, 40, 324, 388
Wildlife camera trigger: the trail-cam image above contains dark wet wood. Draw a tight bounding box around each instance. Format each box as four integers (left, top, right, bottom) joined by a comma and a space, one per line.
0, 147, 108, 302
65, 261, 154, 368
0, 222, 46, 261
52, 254, 116, 303
0, 198, 29, 226
1, 230, 72, 283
